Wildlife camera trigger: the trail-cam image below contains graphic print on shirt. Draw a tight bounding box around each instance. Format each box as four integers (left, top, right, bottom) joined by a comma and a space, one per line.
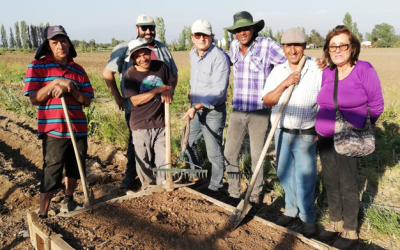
139, 75, 164, 94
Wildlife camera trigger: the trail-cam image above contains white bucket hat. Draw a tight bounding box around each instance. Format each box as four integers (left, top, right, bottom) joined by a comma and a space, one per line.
125, 38, 154, 62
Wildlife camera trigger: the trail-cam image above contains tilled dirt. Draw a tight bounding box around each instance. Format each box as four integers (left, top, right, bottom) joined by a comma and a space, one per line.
40, 189, 313, 250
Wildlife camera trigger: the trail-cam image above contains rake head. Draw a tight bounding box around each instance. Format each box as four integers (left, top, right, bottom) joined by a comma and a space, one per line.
153, 168, 208, 181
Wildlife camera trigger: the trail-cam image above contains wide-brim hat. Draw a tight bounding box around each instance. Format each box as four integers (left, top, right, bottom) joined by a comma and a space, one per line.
34, 25, 77, 60
125, 38, 154, 62
225, 11, 265, 34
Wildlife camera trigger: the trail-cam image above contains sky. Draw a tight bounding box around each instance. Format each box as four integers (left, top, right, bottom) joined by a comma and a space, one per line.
1, 0, 399, 44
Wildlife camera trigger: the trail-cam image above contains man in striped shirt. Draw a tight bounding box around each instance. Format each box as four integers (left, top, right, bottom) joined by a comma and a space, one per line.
24, 25, 94, 219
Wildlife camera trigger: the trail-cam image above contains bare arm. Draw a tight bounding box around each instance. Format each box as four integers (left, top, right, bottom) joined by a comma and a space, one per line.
29, 79, 62, 105
263, 72, 300, 108
102, 67, 124, 110
130, 85, 172, 106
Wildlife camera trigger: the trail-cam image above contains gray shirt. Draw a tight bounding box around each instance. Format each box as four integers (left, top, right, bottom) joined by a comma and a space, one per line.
189, 44, 230, 109
106, 40, 178, 113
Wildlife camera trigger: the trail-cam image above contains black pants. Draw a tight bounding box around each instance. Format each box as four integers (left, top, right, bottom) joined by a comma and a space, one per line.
318, 134, 359, 231
40, 135, 87, 193
125, 113, 137, 181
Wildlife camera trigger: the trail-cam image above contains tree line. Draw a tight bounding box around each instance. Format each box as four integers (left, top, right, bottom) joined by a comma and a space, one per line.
1, 21, 49, 51
1, 13, 399, 52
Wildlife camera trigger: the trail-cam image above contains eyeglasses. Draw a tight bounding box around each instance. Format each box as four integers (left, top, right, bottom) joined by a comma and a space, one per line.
140, 25, 155, 32
193, 33, 210, 39
328, 44, 350, 52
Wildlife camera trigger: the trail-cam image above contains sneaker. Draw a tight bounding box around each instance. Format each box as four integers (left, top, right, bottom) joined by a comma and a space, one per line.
302, 223, 317, 238
332, 230, 358, 250
60, 200, 84, 213
276, 215, 295, 226
318, 220, 344, 241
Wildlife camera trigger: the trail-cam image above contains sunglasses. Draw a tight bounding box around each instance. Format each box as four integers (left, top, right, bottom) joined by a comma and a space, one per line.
193, 33, 210, 39
140, 25, 155, 32
328, 43, 350, 52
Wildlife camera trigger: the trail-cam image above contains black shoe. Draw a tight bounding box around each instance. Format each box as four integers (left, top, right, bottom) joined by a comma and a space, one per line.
276, 215, 295, 226
302, 223, 317, 238
228, 197, 242, 206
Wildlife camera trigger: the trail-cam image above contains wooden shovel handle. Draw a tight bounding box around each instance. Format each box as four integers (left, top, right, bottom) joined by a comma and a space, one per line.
61, 96, 89, 200
244, 55, 307, 202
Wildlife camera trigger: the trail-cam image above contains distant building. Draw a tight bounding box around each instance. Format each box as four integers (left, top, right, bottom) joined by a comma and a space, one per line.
361, 41, 372, 48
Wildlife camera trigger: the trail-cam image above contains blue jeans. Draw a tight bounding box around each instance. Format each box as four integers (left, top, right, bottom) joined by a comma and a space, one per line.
275, 128, 317, 223
185, 107, 226, 191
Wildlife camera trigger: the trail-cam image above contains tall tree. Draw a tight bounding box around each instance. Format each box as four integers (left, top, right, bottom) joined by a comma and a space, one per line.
224, 29, 230, 51
30, 24, 39, 48
111, 37, 117, 47
1, 24, 8, 48
343, 12, 353, 30
89, 39, 96, 52
9, 27, 16, 49
20, 21, 28, 49
371, 23, 397, 48
38, 23, 45, 45
185, 26, 193, 48
177, 28, 186, 51
14, 22, 22, 49
26, 25, 32, 49
155, 17, 166, 44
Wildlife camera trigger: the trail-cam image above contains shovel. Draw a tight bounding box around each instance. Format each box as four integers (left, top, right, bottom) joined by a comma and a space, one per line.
61, 95, 95, 208
228, 55, 307, 230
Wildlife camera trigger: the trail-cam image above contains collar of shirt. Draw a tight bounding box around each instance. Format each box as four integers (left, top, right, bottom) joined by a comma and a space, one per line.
193, 44, 214, 60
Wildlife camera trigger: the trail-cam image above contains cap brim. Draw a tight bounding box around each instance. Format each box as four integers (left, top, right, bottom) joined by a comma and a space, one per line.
136, 23, 155, 27
225, 19, 265, 34
124, 46, 154, 62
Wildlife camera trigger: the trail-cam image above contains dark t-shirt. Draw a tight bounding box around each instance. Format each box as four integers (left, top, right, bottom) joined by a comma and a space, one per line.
124, 60, 174, 130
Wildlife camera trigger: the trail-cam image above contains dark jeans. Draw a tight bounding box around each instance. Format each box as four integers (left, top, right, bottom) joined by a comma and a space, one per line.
124, 113, 137, 182
318, 134, 359, 230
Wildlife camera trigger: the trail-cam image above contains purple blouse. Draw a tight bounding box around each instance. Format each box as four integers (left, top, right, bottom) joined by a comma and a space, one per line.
316, 60, 384, 138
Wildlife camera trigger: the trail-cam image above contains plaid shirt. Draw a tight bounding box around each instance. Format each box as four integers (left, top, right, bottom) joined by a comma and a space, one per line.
262, 59, 322, 129
229, 36, 286, 111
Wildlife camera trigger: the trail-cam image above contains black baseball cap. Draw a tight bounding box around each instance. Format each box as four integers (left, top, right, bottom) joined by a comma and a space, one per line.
34, 25, 77, 60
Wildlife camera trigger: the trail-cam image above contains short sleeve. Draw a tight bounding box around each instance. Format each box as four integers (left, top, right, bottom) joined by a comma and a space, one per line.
106, 43, 128, 73
24, 61, 42, 96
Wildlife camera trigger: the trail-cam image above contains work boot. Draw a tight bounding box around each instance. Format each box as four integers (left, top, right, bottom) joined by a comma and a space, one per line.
302, 223, 317, 238
333, 230, 358, 250
60, 200, 83, 213
276, 215, 295, 226
318, 220, 344, 241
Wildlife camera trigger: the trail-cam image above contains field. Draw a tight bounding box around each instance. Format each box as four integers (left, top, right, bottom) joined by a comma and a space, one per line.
0, 48, 400, 249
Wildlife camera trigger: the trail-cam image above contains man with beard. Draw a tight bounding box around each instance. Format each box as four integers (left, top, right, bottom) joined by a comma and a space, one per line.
103, 14, 177, 191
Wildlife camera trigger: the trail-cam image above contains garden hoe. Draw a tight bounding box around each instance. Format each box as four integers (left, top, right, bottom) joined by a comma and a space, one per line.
152, 102, 207, 191
61, 95, 95, 208
228, 55, 307, 230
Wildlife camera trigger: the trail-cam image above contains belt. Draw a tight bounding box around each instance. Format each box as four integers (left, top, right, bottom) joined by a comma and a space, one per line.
199, 103, 226, 112
281, 127, 317, 135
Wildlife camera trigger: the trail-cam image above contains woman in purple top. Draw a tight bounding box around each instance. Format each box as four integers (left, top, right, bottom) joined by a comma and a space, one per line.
315, 26, 384, 249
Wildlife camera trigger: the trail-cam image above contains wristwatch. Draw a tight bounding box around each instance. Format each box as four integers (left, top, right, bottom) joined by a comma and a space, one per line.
192, 105, 199, 112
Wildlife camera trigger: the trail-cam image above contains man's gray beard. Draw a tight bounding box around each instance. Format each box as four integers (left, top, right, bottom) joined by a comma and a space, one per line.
140, 34, 154, 43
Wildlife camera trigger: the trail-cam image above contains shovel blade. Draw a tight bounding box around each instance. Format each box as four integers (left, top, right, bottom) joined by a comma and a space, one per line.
228, 199, 252, 230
